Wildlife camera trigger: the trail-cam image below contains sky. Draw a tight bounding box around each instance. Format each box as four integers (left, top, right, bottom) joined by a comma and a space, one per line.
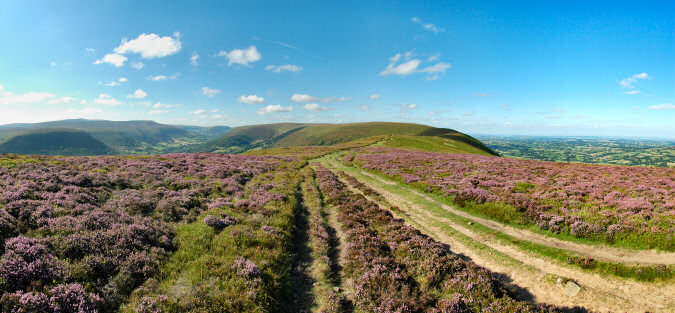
0, 0, 673, 138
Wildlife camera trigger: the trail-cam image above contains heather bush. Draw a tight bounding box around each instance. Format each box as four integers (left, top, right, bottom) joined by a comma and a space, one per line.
355, 148, 675, 249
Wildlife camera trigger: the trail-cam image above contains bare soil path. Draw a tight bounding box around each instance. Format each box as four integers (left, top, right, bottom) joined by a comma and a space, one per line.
358, 170, 675, 265
323, 159, 675, 313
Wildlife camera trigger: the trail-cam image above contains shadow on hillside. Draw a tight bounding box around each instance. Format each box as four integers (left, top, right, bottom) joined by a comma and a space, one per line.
284, 191, 316, 313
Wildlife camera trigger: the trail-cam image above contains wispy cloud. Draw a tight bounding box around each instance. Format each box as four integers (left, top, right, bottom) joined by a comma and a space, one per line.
265, 64, 302, 73
302, 103, 333, 112
369, 94, 380, 100
380, 51, 450, 80
619, 72, 651, 89
648, 103, 674, 110
190, 52, 200, 66
411, 17, 444, 33
202, 87, 221, 98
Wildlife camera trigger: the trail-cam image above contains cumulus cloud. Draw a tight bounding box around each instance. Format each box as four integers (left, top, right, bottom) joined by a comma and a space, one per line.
265, 64, 302, 73
114, 32, 182, 59
94, 93, 121, 106
258, 104, 293, 115
238, 94, 265, 104
290, 94, 317, 103
302, 103, 333, 112
190, 52, 199, 66
369, 94, 380, 100
94, 53, 127, 67
380, 51, 450, 79
131, 62, 145, 70
189, 109, 207, 115
411, 17, 444, 33
218, 46, 261, 66
648, 103, 675, 110
358, 104, 370, 111
47, 97, 75, 104
202, 87, 221, 98
619, 72, 651, 89
0, 91, 56, 105
127, 89, 147, 99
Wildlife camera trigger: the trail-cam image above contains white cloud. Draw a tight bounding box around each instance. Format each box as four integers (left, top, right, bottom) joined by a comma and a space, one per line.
80, 100, 87, 105
127, 89, 147, 99
0, 91, 56, 105
238, 94, 265, 104
303, 103, 333, 112
189, 109, 207, 115
114, 32, 182, 59
322, 96, 351, 103
218, 46, 261, 66
94, 53, 127, 67
258, 104, 293, 115
148, 109, 168, 115
152, 102, 178, 109
625, 90, 641, 95
411, 17, 444, 33
358, 104, 370, 111
105, 78, 127, 87
131, 62, 145, 70
85, 48, 95, 56
290, 94, 317, 102
265, 64, 302, 73
463, 112, 475, 116
190, 52, 199, 66
147, 75, 167, 81
401, 103, 417, 110
648, 103, 675, 110
380, 52, 451, 79
501, 104, 510, 111
47, 96, 75, 104
369, 94, 380, 100
210, 109, 219, 113
202, 87, 221, 98
118, 77, 128, 83
0, 85, 3, 91
94, 93, 121, 106
619, 72, 652, 89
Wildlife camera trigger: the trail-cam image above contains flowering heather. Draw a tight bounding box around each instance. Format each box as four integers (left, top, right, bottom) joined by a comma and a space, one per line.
355, 148, 675, 248
314, 165, 559, 312
0, 153, 286, 312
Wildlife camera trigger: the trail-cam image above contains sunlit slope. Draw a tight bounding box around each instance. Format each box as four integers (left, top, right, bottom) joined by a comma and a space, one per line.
203, 122, 496, 155
376, 135, 494, 155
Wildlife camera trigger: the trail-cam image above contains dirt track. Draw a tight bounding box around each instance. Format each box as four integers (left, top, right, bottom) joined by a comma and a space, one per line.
325, 160, 675, 313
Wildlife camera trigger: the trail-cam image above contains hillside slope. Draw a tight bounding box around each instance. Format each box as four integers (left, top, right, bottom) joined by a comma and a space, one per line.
0, 119, 231, 155
199, 122, 496, 155
0, 129, 113, 155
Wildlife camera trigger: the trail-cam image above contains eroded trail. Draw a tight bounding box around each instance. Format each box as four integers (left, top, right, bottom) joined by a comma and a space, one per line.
358, 170, 675, 265
323, 159, 675, 313
286, 184, 316, 313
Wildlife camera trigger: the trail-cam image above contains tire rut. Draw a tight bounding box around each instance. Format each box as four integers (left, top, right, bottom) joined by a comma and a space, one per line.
328, 162, 675, 313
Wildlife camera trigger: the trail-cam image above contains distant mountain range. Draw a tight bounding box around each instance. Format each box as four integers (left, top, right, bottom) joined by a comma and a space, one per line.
0, 119, 495, 156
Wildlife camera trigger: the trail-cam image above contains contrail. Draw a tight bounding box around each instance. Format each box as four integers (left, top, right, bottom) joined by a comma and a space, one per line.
252, 37, 324, 60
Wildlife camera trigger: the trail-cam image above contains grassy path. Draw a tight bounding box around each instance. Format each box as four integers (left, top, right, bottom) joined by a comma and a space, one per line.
318, 154, 675, 313
358, 170, 675, 265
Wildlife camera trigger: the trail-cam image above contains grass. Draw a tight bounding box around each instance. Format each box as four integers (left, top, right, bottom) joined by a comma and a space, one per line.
375, 135, 495, 155
121, 164, 304, 313
319, 153, 674, 282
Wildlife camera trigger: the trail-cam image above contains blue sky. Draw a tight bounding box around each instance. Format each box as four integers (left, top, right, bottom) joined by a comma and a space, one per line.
0, 0, 673, 137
